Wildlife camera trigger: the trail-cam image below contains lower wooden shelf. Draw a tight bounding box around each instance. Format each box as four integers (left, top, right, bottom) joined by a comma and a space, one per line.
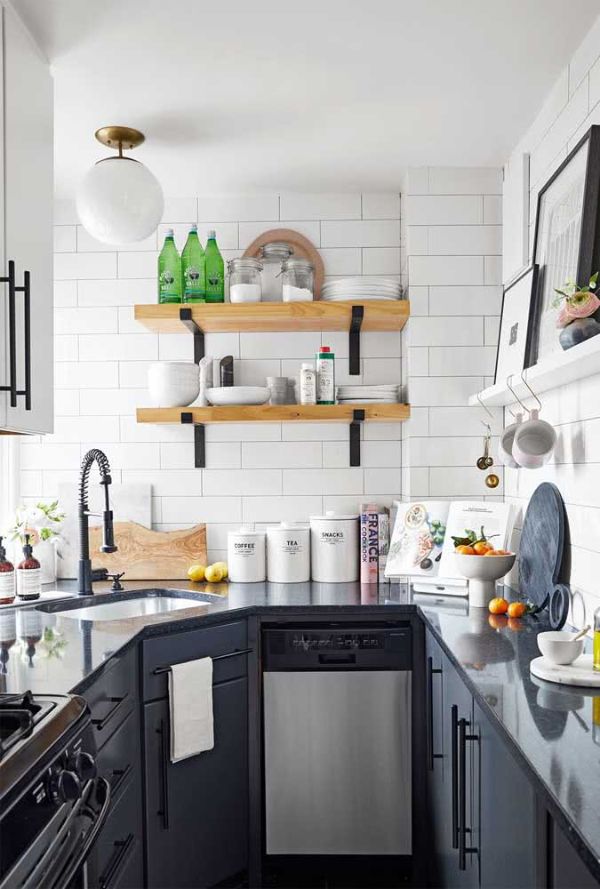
136, 403, 410, 424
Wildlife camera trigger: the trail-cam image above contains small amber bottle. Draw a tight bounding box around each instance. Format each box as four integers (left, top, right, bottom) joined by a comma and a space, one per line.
0, 536, 15, 605
16, 534, 41, 601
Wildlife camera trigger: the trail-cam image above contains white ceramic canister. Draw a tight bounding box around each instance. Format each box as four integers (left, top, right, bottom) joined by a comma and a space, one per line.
309, 512, 359, 583
227, 526, 266, 583
266, 523, 310, 583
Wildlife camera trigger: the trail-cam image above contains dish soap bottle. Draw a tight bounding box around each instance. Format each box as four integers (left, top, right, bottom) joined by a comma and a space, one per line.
316, 346, 335, 405
300, 363, 317, 405
204, 230, 224, 303
158, 229, 182, 303
0, 537, 15, 605
182, 224, 205, 303
594, 606, 600, 671
17, 534, 41, 601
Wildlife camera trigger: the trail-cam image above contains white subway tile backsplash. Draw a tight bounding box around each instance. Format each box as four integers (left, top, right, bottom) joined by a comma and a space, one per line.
362, 248, 401, 275
361, 193, 400, 220
429, 466, 503, 497
484, 255, 503, 284
118, 361, 153, 388
196, 194, 279, 222
483, 195, 502, 225
242, 496, 322, 523
363, 468, 402, 494
118, 252, 157, 279
79, 388, 145, 416
55, 361, 119, 389
54, 198, 78, 225
79, 333, 158, 362
429, 406, 503, 436
429, 346, 496, 376
78, 278, 154, 307
54, 281, 77, 307
239, 219, 320, 249
77, 226, 157, 252
318, 249, 362, 276
242, 441, 321, 469
405, 168, 429, 195
54, 390, 80, 416
161, 197, 197, 222
428, 225, 502, 256
203, 469, 281, 496
280, 193, 360, 220
409, 376, 484, 407
55, 307, 118, 335
321, 220, 400, 248
239, 332, 321, 360
409, 316, 483, 347
484, 316, 500, 346
428, 167, 503, 195
158, 222, 239, 251
162, 496, 242, 523
428, 285, 502, 316
409, 255, 483, 286
122, 469, 202, 497
234, 359, 282, 386
55, 252, 117, 280
407, 195, 484, 226
282, 468, 363, 495
54, 226, 76, 252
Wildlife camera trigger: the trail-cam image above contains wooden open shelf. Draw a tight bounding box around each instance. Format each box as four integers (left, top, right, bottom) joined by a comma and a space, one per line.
136, 403, 410, 424
134, 300, 409, 334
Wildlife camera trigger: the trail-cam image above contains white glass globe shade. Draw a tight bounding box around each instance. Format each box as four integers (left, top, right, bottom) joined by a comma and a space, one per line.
76, 157, 164, 245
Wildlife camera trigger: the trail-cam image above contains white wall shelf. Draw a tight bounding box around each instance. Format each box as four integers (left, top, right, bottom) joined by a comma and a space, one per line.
469, 335, 600, 408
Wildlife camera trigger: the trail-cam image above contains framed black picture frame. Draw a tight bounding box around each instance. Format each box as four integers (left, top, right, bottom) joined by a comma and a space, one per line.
494, 264, 538, 385
527, 124, 600, 368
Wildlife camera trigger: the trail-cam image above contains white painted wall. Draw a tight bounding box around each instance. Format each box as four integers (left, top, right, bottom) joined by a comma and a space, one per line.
19, 193, 405, 570
403, 167, 505, 500
502, 13, 600, 625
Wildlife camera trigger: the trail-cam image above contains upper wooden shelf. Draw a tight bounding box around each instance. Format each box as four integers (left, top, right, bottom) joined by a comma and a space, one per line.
137, 403, 411, 425
134, 300, 410, 334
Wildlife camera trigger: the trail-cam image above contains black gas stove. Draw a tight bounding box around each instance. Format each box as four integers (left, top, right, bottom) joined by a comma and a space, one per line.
0, 690, 111, 889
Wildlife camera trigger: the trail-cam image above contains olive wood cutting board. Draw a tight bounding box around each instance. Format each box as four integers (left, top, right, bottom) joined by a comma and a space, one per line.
90, 522, 207, 579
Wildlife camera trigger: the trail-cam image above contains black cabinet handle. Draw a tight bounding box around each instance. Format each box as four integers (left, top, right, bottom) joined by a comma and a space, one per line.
110, 762, 133, 796
91, 695, 128, 732
458, 717, 479, 871
157, 718, 170, 829
1, 260, 32, 410
426, 657, 443, 771
451, 704, 459, 849
99, 833, 135, 889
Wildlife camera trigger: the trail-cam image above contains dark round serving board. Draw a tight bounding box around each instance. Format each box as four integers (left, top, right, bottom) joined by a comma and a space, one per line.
519, 482, 568, 611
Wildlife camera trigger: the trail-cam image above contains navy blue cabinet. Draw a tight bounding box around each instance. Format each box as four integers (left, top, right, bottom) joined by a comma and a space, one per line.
143, 672, 248, 889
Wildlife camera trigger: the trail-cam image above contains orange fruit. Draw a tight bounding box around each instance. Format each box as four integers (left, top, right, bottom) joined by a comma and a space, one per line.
456, 544, 476, 555
488, 614, 508, 630
473, 541, 492, 555
483, 549, 497, 555
507, 601, 526, 619
488, 597, 509, 615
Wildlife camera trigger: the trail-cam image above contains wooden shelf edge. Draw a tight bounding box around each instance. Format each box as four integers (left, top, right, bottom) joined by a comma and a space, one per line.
469, 335, 600, 408
134, 300, 410, 333
137, 404, 411, 424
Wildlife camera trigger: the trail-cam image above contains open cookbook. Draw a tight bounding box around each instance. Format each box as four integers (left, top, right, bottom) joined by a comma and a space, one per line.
384, 500, 514, 594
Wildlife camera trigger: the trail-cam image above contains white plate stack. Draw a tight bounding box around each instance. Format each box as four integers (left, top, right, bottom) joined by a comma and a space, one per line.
321, 277, 402, 301
336, 384, 400, 404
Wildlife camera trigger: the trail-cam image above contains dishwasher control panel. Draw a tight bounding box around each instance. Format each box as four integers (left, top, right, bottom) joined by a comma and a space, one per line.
262, 625, 412, 670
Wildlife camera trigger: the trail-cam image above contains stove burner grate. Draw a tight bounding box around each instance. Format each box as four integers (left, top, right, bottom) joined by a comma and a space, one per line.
0, 691, 56, 760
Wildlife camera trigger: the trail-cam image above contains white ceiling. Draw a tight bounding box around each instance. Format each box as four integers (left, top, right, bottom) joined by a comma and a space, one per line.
13, 0, 600, 196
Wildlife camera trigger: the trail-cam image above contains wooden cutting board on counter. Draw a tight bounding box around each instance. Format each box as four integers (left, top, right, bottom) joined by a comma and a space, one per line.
90, 522, 207, 579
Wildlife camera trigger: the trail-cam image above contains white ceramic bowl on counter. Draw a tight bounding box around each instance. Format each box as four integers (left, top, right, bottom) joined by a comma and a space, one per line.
148, 361, 199, 407
454, 552, 516, 608
537, 631, 584, 666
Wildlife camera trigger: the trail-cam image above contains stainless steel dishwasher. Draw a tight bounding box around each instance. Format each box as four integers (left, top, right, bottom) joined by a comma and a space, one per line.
262, 625, 412, 857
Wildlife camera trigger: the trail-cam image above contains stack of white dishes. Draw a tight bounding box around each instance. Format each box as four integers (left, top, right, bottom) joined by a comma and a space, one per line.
336, 384, 400, 404
321, 277, 402, 301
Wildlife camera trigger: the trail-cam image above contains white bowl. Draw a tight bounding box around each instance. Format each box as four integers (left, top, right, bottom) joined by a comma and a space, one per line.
206, 386, 270, 406
537, 631, 584, 666
148, 361, 199, 407
454, 552, 516, 608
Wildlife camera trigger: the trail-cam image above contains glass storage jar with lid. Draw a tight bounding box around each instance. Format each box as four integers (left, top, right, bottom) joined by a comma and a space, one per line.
259, 242, 293, 301
282, 258, 314, 302
228, 257, 263, 303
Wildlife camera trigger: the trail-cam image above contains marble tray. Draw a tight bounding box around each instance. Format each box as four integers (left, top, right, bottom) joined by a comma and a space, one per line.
530, 654, 600, 688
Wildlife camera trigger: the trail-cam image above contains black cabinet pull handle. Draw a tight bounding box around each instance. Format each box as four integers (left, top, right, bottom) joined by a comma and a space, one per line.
458, 717, 479, 871
110, 762, 133, 796
426, 657, 443, 771
1, 261, 32, 410
451, 704, 459, 848
157, 718, 170, 829
99, 833, 135, 889
91, 695, 128, 732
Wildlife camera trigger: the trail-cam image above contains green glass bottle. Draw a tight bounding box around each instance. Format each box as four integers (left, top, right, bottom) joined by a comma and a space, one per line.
158, 229, 182, 303
182, 224, 206, 303
204, 229, 224, 303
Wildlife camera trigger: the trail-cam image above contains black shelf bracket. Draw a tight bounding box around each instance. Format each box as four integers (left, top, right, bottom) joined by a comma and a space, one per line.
349, 409, 365, 466
349, 305, 364, 375
181, 411, 205, 468
179, 307, 205, 364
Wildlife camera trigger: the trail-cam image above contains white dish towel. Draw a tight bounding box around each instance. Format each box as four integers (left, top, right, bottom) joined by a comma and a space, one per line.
168, 657, 214, 763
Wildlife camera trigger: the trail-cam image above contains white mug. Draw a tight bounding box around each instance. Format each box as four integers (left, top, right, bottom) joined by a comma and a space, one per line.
148, 361, 199, 407
512, 409, 556, 469
498, 413, 522, 468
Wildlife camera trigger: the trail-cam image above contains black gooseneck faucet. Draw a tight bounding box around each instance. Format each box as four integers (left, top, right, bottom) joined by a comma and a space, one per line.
78, 449, 118, 594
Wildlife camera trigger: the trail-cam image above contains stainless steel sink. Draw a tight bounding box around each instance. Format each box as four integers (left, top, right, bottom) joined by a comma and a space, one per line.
53, 590, 219, 622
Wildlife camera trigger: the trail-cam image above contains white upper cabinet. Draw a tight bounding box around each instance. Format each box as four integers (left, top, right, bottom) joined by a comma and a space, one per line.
0, 4, 53, 434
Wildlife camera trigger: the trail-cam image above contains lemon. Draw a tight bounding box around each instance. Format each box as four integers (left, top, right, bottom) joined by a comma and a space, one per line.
212, 561, 228, 579
187, 564, 206, 583
205, 563, 224, 583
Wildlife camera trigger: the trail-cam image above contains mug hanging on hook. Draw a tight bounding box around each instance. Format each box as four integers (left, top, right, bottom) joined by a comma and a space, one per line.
498, 374, 527, 468
511, 373, 556, 469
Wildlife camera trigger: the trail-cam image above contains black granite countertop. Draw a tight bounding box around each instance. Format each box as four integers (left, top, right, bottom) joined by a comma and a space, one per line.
1, 580, 599, 877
